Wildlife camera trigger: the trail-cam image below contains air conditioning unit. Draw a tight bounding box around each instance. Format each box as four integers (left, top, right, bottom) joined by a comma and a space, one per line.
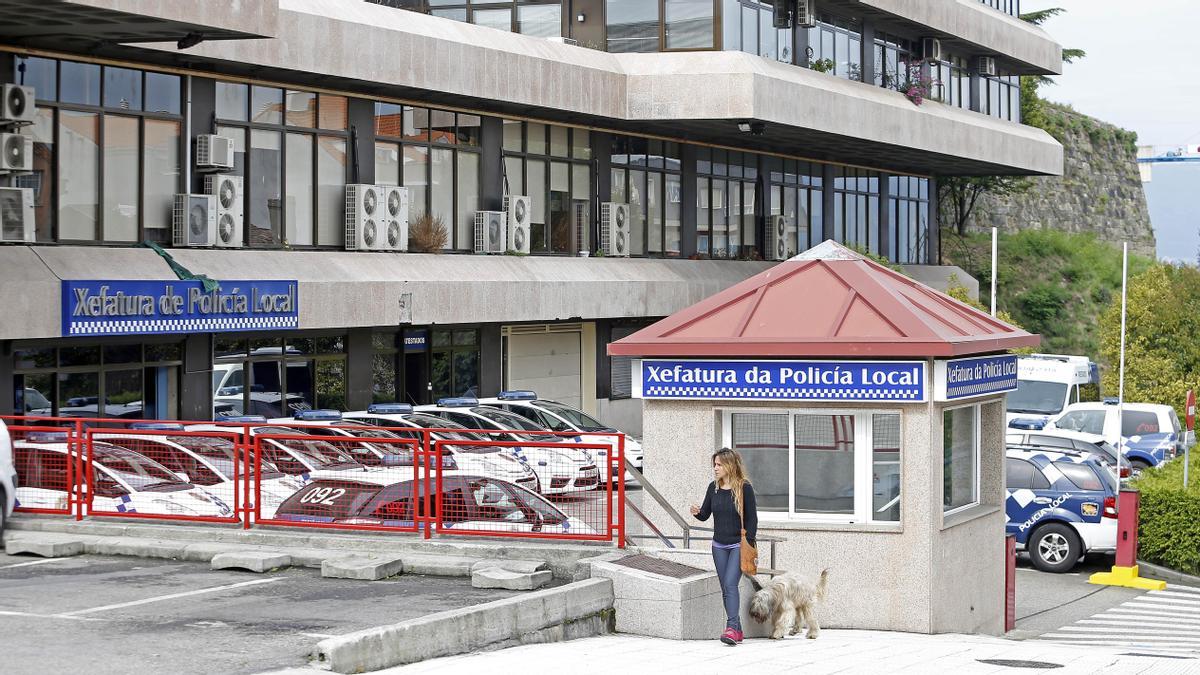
0, 84, 35, 125
196, 134, 234, 172
205, 174, 244, 248
921, 37, 943, 62
0, 186, 34, 243
505, 195, 531, 254
474, 210, 507, 254
0, 133, 32, 173
600, 202, 630, 257
977, 56, 997, 77
172, 193, 216, 247
380, 185, 409, 252
772, 0, 792, 29
795, 0, 816, 28
769, 215, 790, 261
345, 183, 384, 251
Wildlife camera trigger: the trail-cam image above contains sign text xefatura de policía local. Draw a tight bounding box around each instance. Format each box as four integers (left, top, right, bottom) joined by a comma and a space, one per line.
62, 280, 299, 337
633, 360, 927, 402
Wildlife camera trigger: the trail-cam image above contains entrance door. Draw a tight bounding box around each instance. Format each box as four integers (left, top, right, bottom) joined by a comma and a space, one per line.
403, 351, 429, 405
505, 327, 582, 408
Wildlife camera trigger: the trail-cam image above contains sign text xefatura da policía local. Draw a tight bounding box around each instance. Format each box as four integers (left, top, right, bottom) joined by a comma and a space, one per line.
62, 280, 299, 337
633, 360, 927, 402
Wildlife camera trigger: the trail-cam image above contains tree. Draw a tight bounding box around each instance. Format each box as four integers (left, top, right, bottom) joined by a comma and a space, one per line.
937, 175, 1032, 236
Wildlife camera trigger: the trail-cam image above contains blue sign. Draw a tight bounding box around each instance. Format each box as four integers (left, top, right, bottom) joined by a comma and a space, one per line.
935, 355, 1018, 401
633, 360, 926, 402
404, 329, 428, 353
62, 280, 298, 337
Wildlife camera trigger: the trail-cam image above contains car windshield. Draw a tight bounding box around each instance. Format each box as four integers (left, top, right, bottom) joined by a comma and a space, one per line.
174, 437, 285, 480
469, 407, 558, 441
92, 445, 188, 490
1007, 380, 1069, 415
255, 428, 363, 468
1055, 410, 1106, 435
533, 401, 608, 431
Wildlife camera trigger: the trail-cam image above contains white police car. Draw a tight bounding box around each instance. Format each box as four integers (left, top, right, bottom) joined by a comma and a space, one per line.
1046, 400, 1184, 472
416, 398, 601, 495
95, 424, 305, 519
340, 405, 540, 491
0, 420, 15, 535
1006, 446, 1118, 573
13, 433, 233, 518
476, 391, 644, 482
1005, 428, 1127, 478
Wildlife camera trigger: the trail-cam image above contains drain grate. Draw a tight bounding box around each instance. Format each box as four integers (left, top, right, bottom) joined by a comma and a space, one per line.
612, 554, 707, 579
976, 659, 1063, 670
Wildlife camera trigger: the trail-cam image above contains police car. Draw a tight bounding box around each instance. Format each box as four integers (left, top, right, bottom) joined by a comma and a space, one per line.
1047, 400, 1184, 472
13, 433, 233, 518
95, 425, 305, 519
340, 405, 541, 491
476, 391, 644, 481
416, 398, 601, 495
0, 420, 15, 535
1005, 446, 1118, 573
1004, 428, 1127, 478
274, 473, 595, 535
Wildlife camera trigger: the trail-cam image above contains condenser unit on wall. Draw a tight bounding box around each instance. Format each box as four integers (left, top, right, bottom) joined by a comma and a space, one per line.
196, 134, 234, 172
0, 186, 34, 243
921, 37, 943, 62
380, 185, 409, 252
0, 132, 32, 173
345, 183, 383, 251
600, 202, 630, 257
795, 0, 816, 28
0, 84, 35, 125
205, 174, 244, 248
474, 210, 507, 254
505, 195, 531, 254
173, 193, 216, 247
769, 215, 790, 261
977, 56, 997, 77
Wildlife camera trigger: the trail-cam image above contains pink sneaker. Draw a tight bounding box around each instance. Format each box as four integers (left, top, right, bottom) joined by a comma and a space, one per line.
720, 627, 738, 645
734, 629, 744, 643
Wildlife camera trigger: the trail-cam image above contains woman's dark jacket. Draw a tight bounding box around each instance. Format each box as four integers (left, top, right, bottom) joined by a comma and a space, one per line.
694, 481, 757, 547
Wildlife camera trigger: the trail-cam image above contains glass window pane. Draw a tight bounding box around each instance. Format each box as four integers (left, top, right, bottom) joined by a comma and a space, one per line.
722, 0, 740, 51
758, 7, 776, 59
732, 413, 789, 512
519, 4, 561, 37
873, 414, 901, 522
316, 360, 346, 410
144, 72, 180, 114
58, 372, 99, 416
665, 173, 681, 254
286, 133, 314, 246
504, 156, 524, 196
60, 61, 100, 106
943, 406, 978, 512
606, 0, 660, 53
502, 119, 522, 152
457, 151, 479, 251
647, 171, 662, 253
143, 119, 180, 245
318, 94, 348, 130
316, 136, 346, 246
27, 107, 54, 242
215, 81, 248, 122
249, 129, 282, 245
628, 169, 645, 255
665, 0, 713, 49
741, 5, 756, 55
457, 114, 481, 147
405, 107, 430, 143
375, 141, 400, 186
105, 370, 143, 418
373, 354, 397, 403
16, 56, 57, 101
58, 110, 99, 240
374, 101, 401, 137
550, 125, 569, 157
287, 90, 317, 128
215, 125, 246, 180
526, 122, 546, 155
430, 109, 455, 144
404, 144, 429, 219
250, 86, 281, 124
430, 147, 454, 246
794, 414, 855, 515
103, 67, 142, 110
473, 8, 512, 31
572, 163, 590, 200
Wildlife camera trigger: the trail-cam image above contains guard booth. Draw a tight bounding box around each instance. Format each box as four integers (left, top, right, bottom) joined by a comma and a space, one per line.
609, 242, 1039, 635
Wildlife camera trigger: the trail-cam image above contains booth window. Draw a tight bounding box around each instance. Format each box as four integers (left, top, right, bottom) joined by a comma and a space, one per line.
725, 410, 901, 524
943, 404, 980, 513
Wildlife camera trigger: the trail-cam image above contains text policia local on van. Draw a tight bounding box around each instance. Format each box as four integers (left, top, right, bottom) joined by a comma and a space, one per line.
67, 283, 297, 318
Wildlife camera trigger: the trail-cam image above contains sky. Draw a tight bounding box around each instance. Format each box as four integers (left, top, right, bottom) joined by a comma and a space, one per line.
1023, 0, 1200, 150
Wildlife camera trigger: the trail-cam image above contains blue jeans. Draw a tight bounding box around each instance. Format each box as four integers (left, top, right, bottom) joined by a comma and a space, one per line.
712, 544, 742, 631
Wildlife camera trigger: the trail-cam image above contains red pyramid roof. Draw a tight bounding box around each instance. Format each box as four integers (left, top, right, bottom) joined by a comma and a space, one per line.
609, 241, 1039, 358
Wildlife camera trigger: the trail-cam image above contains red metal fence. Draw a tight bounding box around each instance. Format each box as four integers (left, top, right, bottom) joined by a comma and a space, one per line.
2, 414, 625, 546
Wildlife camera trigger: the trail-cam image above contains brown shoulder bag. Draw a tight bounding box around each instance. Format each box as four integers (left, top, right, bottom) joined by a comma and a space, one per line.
737, 485, 758, 576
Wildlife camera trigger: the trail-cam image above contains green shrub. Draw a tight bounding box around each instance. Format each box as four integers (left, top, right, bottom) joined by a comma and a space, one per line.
1133, 451, 1200, 575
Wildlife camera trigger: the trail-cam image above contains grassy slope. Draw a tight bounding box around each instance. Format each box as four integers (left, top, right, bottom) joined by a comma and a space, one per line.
941, 229, 1154, 357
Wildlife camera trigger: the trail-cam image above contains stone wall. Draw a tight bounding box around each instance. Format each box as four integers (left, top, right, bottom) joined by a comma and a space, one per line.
957, 103, 1155, 257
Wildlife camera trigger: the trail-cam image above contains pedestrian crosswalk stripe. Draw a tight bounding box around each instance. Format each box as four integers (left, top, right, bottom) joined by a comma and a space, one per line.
1082, 617, 1200, 628
1058, 626, 1200, 635
1135, 595, 1200, 606
1041, 633, 1200, 643
1151, 591, 1200, 600
1100, 609, 1200, 621
1123, 602, 1200, 614
1163, 584, 1200, 594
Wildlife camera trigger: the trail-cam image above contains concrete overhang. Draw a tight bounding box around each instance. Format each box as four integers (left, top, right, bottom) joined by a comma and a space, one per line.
855, 0, 1063, 75
0, 246, 771, 341
0, 0, 276, 47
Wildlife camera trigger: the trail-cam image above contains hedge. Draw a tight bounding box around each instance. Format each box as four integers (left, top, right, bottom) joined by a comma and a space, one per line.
1133, 450, 1200, 576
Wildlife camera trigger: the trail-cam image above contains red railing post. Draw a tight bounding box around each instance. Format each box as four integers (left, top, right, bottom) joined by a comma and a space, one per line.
617, 433, 626, 548
249, 426, 260, 530
423, 430, 433, 540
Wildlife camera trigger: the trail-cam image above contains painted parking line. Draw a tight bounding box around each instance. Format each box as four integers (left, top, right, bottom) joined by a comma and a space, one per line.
0, 610, 99, 622
0, 558, 74, 570
57, 577, 285, 617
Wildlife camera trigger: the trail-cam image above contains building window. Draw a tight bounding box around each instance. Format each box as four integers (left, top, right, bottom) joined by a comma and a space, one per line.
606, 0, 660, 52
503, 121, 592, 254
724, 410, 901, 523
664, 0, 715, 50
213, 334, 346, 418
983, 71, 1021, 123
806, 14, 862, 82
608, 325, 640, 400
943, 404, 980, 514
721, 0, 792, 62
832, 167, 879, 254
431, 329, 480, 399
767, 158, 823, 259
14, 56, 183, 244
978, 0, 1020, 17
873, 32, 915, 92
611, 136, 681, 256
887, 175, 929, 264
12, 341, 182, 419
695, 148, 758, 257
933, 56, 970, 109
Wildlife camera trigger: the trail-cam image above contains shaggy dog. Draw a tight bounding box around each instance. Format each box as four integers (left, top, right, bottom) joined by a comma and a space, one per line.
748, 569, 829, 640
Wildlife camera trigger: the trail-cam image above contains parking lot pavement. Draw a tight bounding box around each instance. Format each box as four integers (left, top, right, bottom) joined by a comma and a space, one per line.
0, 551, 526, 675
1010, 553, 1144, 640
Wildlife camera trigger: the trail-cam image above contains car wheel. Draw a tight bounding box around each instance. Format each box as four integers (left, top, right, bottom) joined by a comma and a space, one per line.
1130, 459, 1152, 476
1028, 522, 1082, 573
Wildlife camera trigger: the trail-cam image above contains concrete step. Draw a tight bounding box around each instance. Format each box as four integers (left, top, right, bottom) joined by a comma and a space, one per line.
3, 532, 85, 558
211, 550, 292, 573
471, 567, 553, 590
322, 555, 405, 581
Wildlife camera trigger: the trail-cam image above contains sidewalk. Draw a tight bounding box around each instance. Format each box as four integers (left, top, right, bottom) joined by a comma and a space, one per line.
293, 630, 1200, 675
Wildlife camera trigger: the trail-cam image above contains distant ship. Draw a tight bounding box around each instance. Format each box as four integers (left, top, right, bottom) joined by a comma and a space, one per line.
1139, 145, 1200, 263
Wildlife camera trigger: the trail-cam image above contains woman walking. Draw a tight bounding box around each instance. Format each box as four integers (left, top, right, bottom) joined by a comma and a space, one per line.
691, 448, 757, 645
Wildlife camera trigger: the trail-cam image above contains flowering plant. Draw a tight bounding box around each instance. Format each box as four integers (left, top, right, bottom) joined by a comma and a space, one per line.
903, 63, 938, 106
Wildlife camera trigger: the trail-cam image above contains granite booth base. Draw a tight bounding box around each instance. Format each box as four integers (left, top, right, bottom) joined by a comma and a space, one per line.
591, 549, 786, 641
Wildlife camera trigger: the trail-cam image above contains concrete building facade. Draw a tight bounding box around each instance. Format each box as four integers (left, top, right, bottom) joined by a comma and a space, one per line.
0, 0, 1061, 433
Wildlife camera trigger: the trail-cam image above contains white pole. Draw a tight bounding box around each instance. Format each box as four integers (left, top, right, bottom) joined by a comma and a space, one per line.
990, 227, 998, 317
1117, 242, 1129, 490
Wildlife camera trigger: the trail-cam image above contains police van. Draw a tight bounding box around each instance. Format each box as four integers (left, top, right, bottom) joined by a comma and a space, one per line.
1006, 354, 1098, 430
1005, 446, 1117, 573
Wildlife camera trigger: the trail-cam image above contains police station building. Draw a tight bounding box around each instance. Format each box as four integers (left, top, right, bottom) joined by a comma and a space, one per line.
0, 0, 1062, 429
